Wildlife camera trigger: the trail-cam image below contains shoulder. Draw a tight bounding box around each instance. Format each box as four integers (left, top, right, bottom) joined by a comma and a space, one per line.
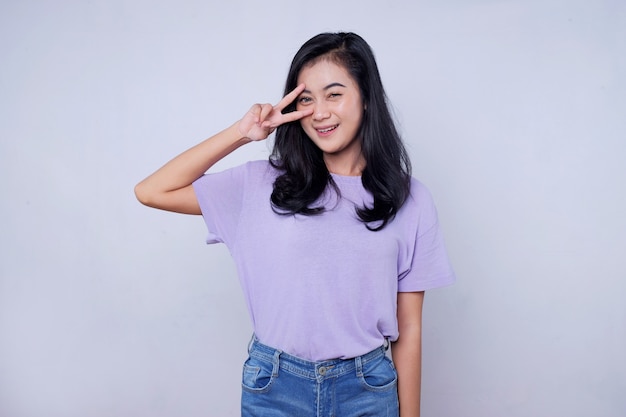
212, 160, 279, 179
194, 160, 278, 190
245, 159, 271, 171
242, 160, 282, 182
407, 177, 435, 207
226, 159, 269, 173
396, 177, 439, 228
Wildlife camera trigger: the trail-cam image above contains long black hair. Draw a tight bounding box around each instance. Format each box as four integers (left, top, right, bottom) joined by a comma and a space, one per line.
270, 32, 412, 231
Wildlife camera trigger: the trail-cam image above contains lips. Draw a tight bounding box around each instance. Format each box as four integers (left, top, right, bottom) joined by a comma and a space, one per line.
315, 125, 338, 134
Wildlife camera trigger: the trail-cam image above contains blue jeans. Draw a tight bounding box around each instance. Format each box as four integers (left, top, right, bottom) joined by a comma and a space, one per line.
241, 339, 399, 417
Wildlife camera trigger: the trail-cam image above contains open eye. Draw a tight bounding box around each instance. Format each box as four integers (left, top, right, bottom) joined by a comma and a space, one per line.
298, 96, 312, 105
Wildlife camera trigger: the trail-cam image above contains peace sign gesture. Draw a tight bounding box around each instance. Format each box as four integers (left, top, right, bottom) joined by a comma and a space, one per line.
238, 84, 313, 141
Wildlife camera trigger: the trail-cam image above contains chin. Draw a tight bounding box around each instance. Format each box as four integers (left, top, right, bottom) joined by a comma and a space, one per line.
312, 142, 340, 154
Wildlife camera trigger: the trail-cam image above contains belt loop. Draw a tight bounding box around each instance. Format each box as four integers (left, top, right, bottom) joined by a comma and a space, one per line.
272, 348, 281, 377
355, 355, 363, 377
384, 337, 390, 351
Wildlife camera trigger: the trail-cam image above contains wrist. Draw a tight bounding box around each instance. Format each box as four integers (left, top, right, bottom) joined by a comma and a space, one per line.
228, 122, 253, 145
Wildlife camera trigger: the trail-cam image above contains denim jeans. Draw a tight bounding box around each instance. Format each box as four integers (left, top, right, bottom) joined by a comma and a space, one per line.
241, 339, 399, 417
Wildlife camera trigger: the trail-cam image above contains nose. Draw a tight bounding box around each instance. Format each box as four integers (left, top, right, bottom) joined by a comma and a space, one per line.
312, 103, 330, 121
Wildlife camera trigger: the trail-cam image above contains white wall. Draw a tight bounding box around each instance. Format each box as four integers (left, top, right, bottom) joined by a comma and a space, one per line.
1, 1, 624, 416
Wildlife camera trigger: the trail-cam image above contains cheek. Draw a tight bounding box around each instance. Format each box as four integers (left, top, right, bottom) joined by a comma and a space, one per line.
338, 100, 362, 122
299, 120, 314, 137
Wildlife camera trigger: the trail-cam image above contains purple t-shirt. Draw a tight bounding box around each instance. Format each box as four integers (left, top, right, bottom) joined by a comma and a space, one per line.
193, 160, 455, 361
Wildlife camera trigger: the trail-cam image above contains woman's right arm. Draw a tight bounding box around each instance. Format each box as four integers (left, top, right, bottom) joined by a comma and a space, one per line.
134, 84, 312, 214
134, 122, 251, 214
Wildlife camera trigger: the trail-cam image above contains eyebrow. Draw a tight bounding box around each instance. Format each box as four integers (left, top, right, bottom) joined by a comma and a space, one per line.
302, 82, 347, 94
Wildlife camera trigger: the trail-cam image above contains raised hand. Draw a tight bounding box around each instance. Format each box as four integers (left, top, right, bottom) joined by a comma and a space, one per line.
238, 84, 313, 141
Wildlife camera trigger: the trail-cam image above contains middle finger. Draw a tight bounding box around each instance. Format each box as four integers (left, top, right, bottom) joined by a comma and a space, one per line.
274, 83, 306, 111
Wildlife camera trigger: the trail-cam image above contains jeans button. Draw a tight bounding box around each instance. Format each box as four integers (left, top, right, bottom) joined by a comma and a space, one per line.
318, 366, 327, 376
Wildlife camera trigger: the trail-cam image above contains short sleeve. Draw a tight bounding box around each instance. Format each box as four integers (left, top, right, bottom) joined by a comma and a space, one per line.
192, 163, 247, 245
397, 181, 456, 292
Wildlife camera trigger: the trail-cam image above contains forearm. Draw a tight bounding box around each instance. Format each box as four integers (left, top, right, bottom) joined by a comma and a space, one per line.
392, 291, 425, 417
392, 325, 422, 417
134, 122, 249, 210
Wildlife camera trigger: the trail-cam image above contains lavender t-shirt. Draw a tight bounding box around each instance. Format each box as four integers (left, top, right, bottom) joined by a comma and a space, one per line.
193, 160, 455, 361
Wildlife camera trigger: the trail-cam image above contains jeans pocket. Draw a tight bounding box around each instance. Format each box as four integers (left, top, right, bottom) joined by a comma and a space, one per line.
359, 355, 398, 391
241, 356, 275, 393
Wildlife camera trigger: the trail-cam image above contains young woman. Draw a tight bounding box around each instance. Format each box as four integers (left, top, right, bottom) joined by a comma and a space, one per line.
135, 32, 455, 417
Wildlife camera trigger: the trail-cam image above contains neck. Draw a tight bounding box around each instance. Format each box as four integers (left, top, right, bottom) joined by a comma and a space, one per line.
324, 153, 366, 176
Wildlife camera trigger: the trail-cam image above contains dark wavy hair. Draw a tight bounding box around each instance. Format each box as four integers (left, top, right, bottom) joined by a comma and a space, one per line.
270, 32, 412, 231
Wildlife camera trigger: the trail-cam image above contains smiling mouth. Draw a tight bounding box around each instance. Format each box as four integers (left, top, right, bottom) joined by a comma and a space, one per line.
316, 125, 338, 134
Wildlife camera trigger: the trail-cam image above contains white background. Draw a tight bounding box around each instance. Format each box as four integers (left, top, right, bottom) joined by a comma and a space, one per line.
1, 1, 624, 416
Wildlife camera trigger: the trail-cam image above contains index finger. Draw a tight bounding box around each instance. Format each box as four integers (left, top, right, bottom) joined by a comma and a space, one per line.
274, 83, 306, 111
280, 108, 314, 124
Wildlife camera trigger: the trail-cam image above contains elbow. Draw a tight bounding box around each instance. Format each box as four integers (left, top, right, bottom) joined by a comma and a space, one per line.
133, 180, 199, 214
134, 181, 154, 207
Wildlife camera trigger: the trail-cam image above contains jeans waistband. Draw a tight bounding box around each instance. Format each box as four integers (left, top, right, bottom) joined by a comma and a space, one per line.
247, 338, 389, 381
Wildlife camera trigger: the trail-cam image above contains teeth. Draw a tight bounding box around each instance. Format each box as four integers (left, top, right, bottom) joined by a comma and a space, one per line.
318, 126, 336, 133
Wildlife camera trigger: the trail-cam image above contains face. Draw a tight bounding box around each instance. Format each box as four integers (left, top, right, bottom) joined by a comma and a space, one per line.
296, 59, 365, 173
